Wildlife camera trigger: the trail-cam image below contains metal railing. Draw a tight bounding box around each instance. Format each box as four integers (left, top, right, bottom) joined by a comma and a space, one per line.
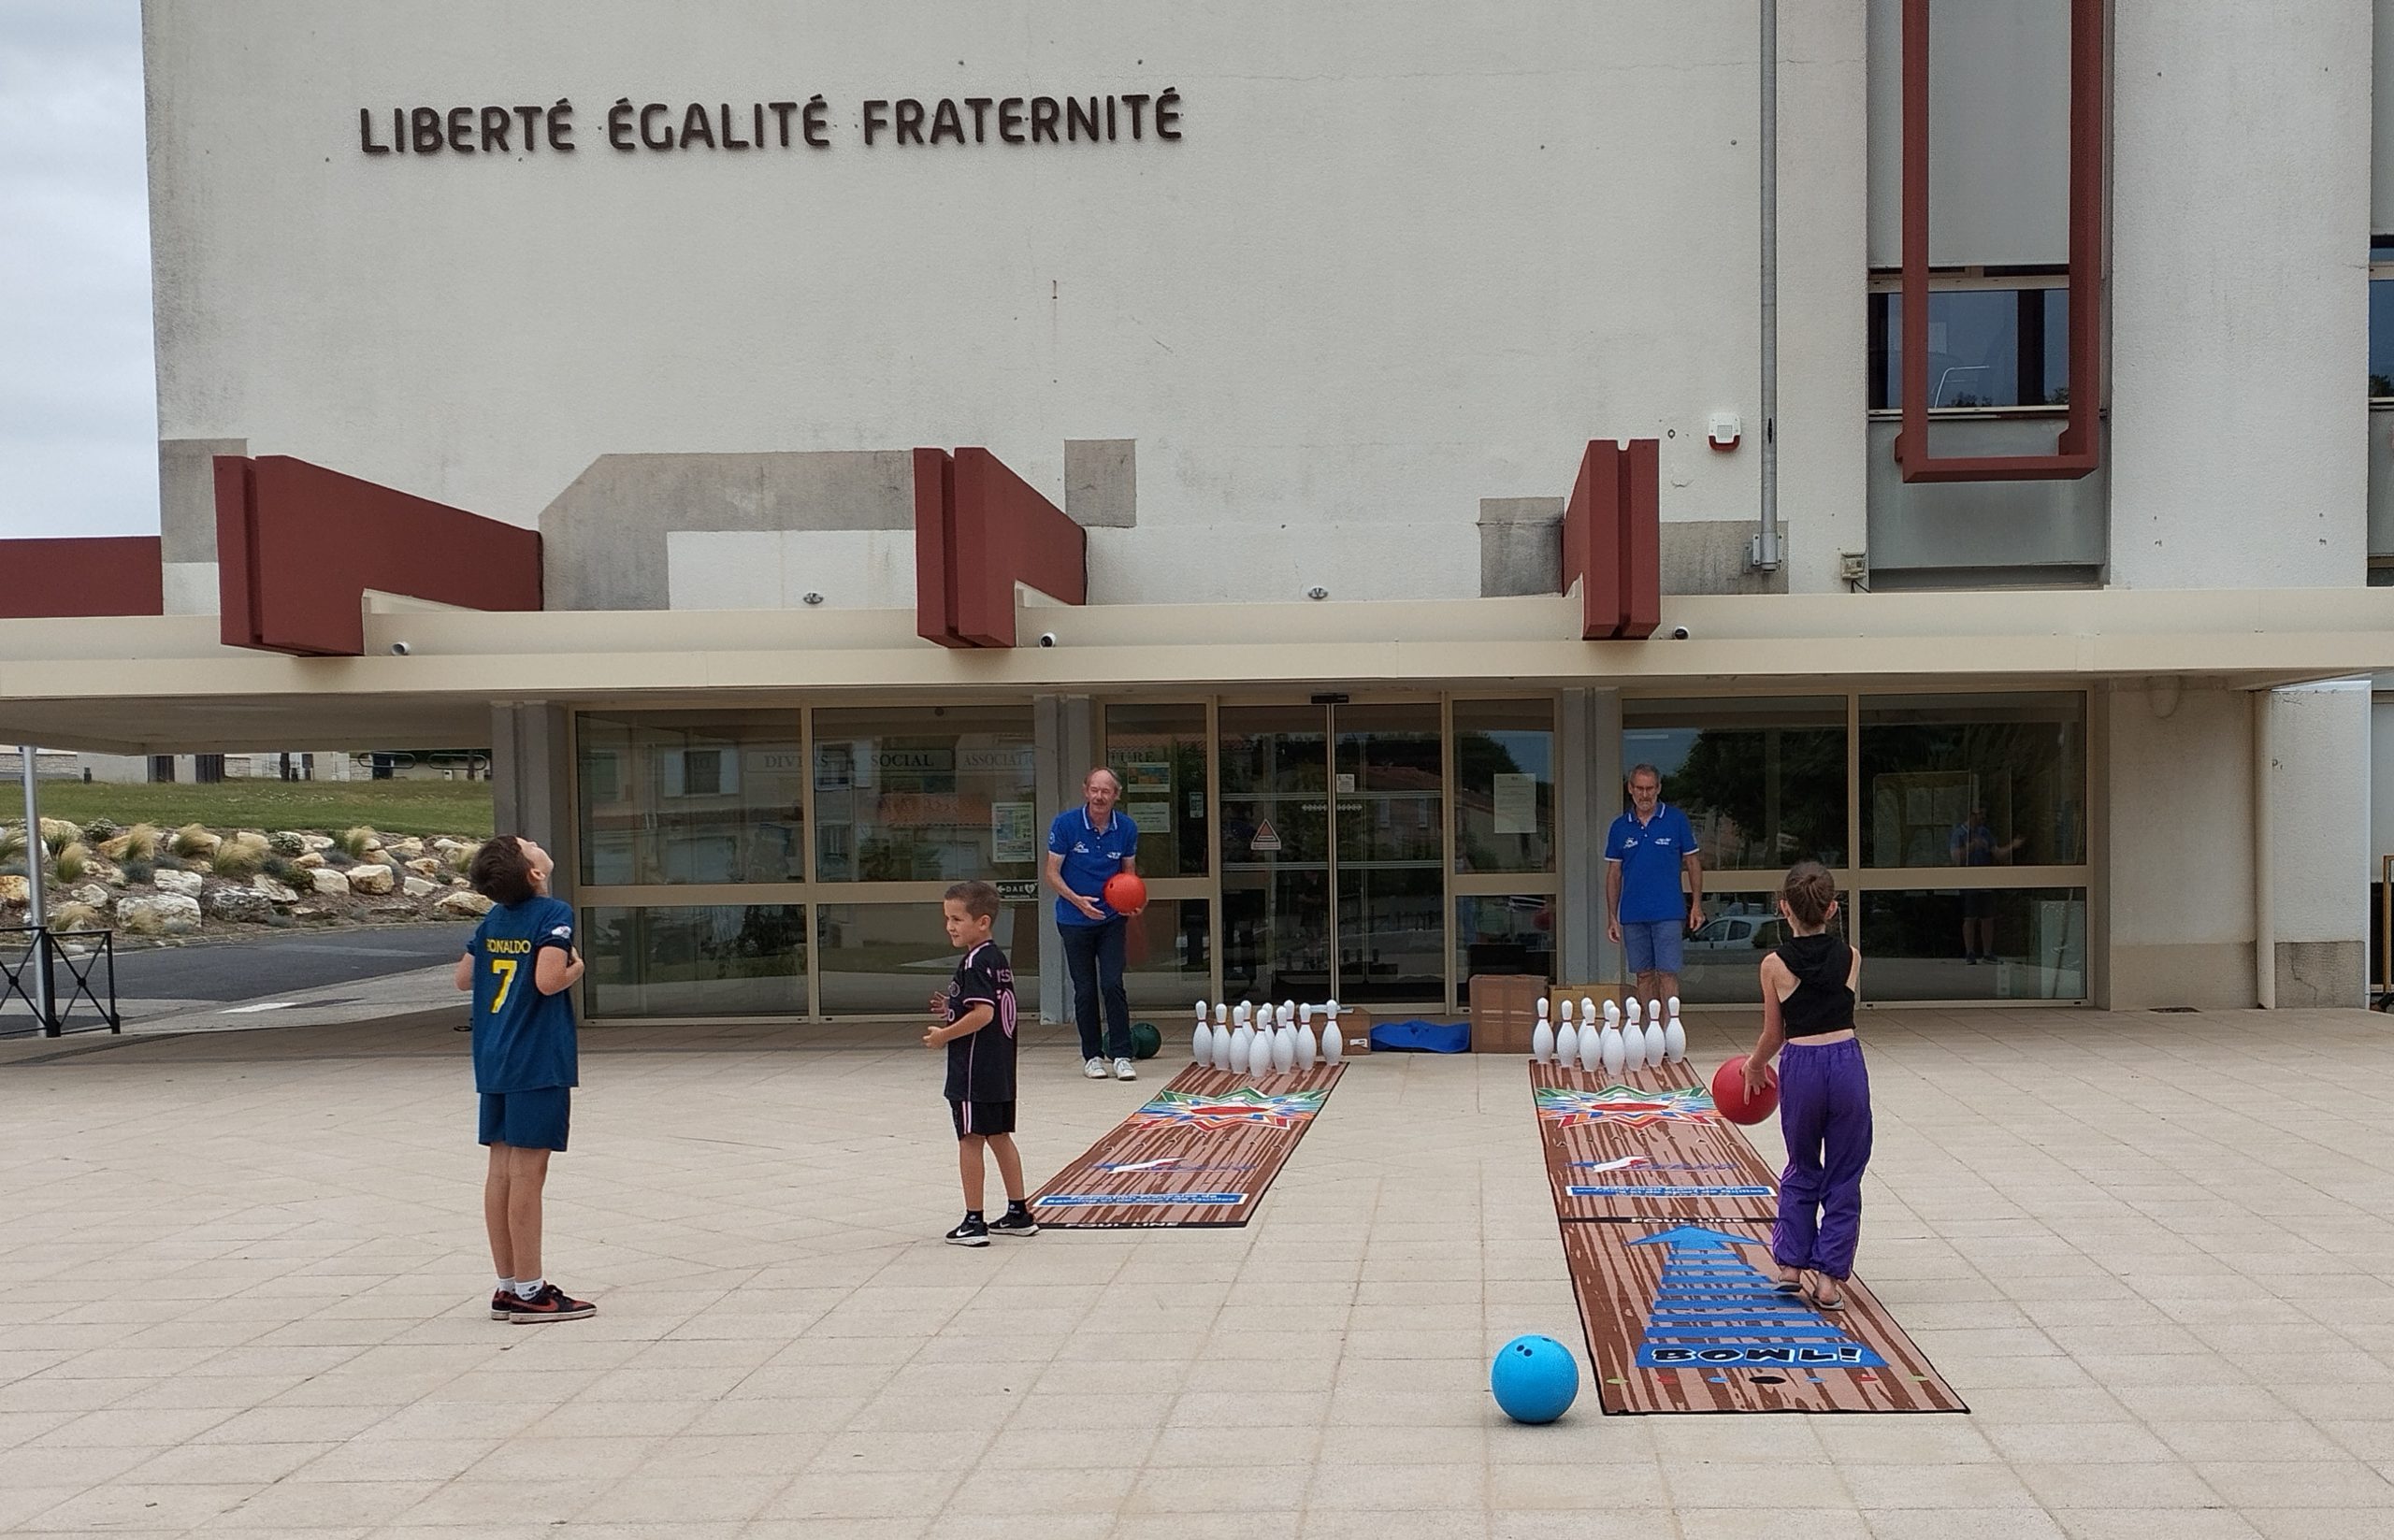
0, 927, 122, 1038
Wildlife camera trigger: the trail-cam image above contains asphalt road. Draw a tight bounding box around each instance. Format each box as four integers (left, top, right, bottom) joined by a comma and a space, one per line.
105, 924, 469, 1001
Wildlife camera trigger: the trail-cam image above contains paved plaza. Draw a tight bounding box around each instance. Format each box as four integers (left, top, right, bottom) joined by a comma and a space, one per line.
2, 999, 2392, 1538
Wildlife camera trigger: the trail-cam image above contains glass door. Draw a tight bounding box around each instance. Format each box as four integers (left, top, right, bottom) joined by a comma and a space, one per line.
1218, 700, 1446, 1006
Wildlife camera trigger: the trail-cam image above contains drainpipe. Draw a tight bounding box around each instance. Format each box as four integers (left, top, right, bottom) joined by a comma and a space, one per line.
19, 744, 52, 1029
1751, 0, 1783, 572
2254, 694, 2273, 1010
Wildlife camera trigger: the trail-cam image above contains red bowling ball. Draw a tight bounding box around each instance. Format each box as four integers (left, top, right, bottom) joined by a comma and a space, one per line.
1103, 871, 1148, 914
1710, 1057, 1779, 1124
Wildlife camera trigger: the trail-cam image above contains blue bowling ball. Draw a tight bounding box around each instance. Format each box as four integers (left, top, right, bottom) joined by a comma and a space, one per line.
1490, 1333, 1579, 1424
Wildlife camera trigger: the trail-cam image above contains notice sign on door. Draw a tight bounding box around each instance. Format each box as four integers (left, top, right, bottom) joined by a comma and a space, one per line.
1250, 819, 1283, 853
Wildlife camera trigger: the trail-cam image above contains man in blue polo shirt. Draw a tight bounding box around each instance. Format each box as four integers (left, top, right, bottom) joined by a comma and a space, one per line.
1604, 762, 1705, 1009
1046, 766, 1142, 1082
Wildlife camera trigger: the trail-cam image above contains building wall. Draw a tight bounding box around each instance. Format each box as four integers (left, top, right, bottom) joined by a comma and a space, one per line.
2103, 683, 2257, 1009
144, 0, 1822, 608
2264, 680, 2372, 1006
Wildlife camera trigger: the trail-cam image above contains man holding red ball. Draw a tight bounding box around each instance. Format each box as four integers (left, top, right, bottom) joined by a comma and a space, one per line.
1045, 766, 1145, 1082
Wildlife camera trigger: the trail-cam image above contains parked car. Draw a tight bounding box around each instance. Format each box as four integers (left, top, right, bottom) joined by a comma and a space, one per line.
1686, 914, 1785, 952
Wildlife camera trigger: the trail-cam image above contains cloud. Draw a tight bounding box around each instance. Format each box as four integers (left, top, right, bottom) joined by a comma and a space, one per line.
0, 1, 156, 540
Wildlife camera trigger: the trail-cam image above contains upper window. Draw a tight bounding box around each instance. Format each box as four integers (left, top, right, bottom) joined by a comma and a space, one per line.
2370, 239, 2394, 399
1868, 279, 2069, 411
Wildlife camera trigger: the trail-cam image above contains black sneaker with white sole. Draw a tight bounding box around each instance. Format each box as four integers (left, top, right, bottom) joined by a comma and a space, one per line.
945, 1215, 990, 1247
988, 1209, 1040, 1239
506, 1283, 597, 1323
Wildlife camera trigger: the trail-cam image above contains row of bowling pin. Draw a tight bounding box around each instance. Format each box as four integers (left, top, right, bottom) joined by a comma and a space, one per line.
1532, 995, 1685, 1073
1190, 999, 1345, 1075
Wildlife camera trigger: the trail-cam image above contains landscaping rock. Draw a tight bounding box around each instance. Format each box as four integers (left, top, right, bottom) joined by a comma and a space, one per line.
253, 877, 299, 904
291, 905, 339, 925
0, 875, 28, 909
361, 903, 418, 923
38, 817, 82, 847
310, 868, 353, 897
382, 837, 425, 859
204, 887, 275, 925
291, 852, 326, 871
65, 884, 112, 911
346, 863, 397, 897
300, 834, 334, 852
406, 857, 443, 877
267, 831, 308, 856
118, 893, 202, 936
401, 875, 440, 899
153, 869, 205, 898
434, 890, 494, 920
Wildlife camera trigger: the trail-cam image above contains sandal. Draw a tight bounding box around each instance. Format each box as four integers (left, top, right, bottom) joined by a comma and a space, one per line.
1802, 1269, 1846, 1310
1771, 1264, 1804, 1294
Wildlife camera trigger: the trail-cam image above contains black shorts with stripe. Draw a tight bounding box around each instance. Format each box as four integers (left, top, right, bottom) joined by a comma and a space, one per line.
949, 1098, 1017, 1139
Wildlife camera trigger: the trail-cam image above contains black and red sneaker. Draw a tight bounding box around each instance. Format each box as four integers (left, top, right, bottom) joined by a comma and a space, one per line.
489, 1288, 513, 1320
506, 1283, 597, 1323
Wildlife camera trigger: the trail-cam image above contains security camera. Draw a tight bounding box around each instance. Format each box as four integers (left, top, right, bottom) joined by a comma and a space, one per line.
389, 640, 411, 655
1669, 626, 1690, 640
1036, 632, 1058, 648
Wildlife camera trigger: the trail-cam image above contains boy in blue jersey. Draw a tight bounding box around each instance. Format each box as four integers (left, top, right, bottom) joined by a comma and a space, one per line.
923, 879, 1036, 1247
452, 836, 595, 1322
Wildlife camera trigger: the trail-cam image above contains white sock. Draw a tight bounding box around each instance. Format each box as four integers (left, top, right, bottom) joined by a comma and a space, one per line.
514, 1275, 544, 1299
497, 1276, 515, 1294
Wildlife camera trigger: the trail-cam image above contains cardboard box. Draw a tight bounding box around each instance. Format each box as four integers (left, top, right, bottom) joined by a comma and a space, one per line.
1548, 982, 1624, 1023
1469, 972, 1548, 1054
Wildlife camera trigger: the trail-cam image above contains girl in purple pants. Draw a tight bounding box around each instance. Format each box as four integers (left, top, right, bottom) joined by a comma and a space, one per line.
1741, 860, 1870, 1311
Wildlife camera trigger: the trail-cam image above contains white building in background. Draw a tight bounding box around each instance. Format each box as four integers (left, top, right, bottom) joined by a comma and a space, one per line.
3, 0, 2392, 1022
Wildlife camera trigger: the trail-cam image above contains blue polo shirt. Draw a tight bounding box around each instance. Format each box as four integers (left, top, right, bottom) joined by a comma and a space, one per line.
1047, 805, 1138, 927
465, 896, 579, 1093
1605, 803, 1698, 924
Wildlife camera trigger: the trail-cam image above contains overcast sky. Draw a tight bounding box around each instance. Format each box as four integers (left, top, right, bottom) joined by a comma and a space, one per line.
0, 1, 153, 540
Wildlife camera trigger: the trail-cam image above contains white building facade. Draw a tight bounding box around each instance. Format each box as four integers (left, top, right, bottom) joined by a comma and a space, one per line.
6, 0, 2393, 1022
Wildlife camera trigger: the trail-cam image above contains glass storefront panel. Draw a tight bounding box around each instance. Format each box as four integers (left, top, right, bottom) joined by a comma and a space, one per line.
1456, 895, 1558, 990
815, 900, 1044, 1017
584, 904, 806, 1018
1856, 887, 2088, 1001
812, 707, 1037, 883
1454, 699, 1555, 874
1676, 898, 1808, 1006
1335, 703, 1443, 1001
1622, 698, 1848, 871
577, 712, 806, 885
1122, 898, 1212, 1015
1859, 693, 2085, 869
1220, 706, 1331, 1002
1102, 704, 1210, 877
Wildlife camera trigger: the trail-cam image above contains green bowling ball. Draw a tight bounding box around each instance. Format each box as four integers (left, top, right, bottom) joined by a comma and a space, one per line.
1130, 1021, 1161, 1059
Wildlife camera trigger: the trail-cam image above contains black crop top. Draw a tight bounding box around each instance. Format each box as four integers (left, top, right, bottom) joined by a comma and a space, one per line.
1772, 932, 1855, 1038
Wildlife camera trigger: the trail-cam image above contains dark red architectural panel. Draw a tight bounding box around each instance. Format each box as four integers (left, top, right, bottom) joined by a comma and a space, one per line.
914, 446, 1086, 649
1563, 439, 1661, 641
214, 455, 542, 655
1896, 0, 2102, 482
0, 537, 165, 620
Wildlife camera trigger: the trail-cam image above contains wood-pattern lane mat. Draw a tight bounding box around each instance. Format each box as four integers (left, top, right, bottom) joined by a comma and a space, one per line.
1030, 1062, 1347, 1228
1561, 1218, 1966, 1415
1529, 1059, 1780, 1222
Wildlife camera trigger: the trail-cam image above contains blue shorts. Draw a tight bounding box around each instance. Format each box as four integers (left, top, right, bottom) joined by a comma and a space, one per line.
479, 1087, 570, 1152
1622, 918, 1685, 975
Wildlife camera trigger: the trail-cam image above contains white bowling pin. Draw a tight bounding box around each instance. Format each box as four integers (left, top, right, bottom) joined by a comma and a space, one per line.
1624, 997, 1641, 1033
1646, 999, 1663, 1036
1321, 1005, 1345, 1064
1580, 997, 1598, 1031
1531, 999, 1554, 1065
1281, 1000, 1297, 1029
1578, 1012, 1603, 1072
1644, 1015, 1666, 1069
1216, 1001, 1230, 1028
1601, 1015, 1626, 1078
1555, 1015, 1579, 1070
1297, 1006, 1319, 1068
1274, 1026, 1295, 1073
1231, 1023, 1253, 1074
1664, 1000, 1686, 1064
1194, 1016, 1213, 1067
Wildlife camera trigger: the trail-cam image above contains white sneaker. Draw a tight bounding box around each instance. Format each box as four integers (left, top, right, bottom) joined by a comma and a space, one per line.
1083, 1057, 1108, 1080
1114, 1058, 1137, 1081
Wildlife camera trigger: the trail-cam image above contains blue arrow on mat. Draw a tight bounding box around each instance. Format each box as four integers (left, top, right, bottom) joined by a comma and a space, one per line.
1628, 1224, 1887, 1370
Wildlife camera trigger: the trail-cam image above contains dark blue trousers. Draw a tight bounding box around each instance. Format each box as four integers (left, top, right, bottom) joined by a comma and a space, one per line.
1771, 1037, 1873, 1281
1060, 916, 1132, 1061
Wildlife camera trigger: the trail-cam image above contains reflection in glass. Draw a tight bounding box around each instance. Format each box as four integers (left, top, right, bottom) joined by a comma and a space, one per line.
1219, 707, 1330, 1002
1675, 900, 1816, 1006
1856, 888, 2087, 1001
2372, 275, 2394, 398
1454, 699, 1555, 874
1859, 693, 2084, 868
584, 905, 806, 1018
812, 707, 1036, 883
1120, 899, 1213, 1015
1334, 704, 1444, 1001
577, 712, 805, 886
1455, 895, 1558, 990
1622, 698, 1847, 870
1868, 287, 2070, 410
1102, 704, 1210, 878
815, 901, 1043, 1017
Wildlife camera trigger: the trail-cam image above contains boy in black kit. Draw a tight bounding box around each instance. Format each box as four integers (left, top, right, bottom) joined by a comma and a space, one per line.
925, 880, 1038, 1246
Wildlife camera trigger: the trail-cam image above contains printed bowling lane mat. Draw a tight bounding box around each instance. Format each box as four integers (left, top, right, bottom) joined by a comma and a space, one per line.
1031, 1062, 1347, 1228
1563, 1219, 1966, 1415
1529, 1060, 1779, 1222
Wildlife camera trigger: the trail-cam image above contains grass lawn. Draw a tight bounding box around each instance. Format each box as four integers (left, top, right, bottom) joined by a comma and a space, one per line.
23, 779, 495, 839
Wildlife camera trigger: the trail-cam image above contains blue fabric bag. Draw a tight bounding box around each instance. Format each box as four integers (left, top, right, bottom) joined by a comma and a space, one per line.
1366, 1018, 1472, 1054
